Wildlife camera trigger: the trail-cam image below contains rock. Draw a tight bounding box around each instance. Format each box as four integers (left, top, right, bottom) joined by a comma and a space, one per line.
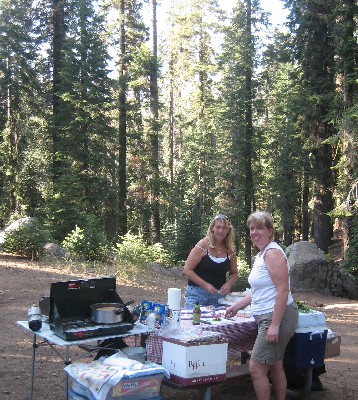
286, 241, 326, 264
286, 241, 358, 299
0, 217, 35, 246
148, 262, 184, 278
43, 243, 69, 259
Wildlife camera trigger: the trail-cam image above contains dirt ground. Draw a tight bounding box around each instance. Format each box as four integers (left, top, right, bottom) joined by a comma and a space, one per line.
0, 253, 357, 400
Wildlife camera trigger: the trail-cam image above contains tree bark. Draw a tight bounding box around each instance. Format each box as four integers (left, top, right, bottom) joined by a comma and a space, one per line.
149, 0, 160, 243
244, 0, 253, 266
301, 164, 310, 241
52, 0, 65, 180
118, 0, 128, 236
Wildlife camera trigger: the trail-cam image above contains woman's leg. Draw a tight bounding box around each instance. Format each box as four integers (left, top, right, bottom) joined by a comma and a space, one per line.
249, 359, 271, 400
269, 359, 287, 400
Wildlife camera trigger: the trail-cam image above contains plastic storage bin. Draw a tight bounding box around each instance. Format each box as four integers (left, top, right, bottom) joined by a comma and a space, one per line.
69, 373, 164, 400
121, 347, 146, 363
68, 391, 162, 400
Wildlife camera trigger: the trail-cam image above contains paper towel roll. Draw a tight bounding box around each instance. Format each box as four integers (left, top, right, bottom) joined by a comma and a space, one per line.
168, 288, 181, 310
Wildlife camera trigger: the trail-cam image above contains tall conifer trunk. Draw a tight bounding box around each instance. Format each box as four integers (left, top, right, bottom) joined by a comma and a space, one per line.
301, 164, 310, 241
4, 55, 17, 213
52, 0, 65, 180
118, 0, 128, 236
149, 0, 160, 243
289, 0, 336, 252
244, 0, 253, 265
336, 0, 357, 256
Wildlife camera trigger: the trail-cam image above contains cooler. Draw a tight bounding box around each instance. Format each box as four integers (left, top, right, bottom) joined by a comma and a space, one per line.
284, 311, 327, 370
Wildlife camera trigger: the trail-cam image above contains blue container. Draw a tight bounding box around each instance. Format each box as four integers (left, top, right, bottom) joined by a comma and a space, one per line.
68, 389, 162, 400
68, 389, 90, 400
284, 329, 328, 370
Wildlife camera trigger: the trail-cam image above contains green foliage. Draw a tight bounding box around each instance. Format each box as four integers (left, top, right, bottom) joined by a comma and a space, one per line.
112, 232, 172, 268
341, 215, 358, 278
2, 219, 50, 259
233, 259, 251, 291
0, 0, 357, 283
237, 260, 251, 278
295, 300, 311, 313
62, 216, 110, 261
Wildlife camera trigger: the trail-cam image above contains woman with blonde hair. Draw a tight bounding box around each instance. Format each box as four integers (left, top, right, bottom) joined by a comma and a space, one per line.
183, 214, 238, 309
226, 211, 298, 400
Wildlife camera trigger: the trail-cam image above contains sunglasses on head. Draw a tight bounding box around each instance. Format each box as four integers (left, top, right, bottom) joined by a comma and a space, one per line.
214, 214, 230, 221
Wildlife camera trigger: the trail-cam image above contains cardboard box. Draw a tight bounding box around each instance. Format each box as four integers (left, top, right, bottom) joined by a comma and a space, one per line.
70, 373, 164, 400
162, 337, 228, 386
325, 334, 341, 358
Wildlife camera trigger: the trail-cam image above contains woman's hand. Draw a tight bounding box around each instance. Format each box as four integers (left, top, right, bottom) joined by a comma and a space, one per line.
266, 323, 280, 343
225, 292, 252, 318
218, 282, 231, 295
204, 282, 219, 294
225, 304, 239, 318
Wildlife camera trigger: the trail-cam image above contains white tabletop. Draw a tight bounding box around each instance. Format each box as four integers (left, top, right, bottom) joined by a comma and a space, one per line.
16, 320, 152, 346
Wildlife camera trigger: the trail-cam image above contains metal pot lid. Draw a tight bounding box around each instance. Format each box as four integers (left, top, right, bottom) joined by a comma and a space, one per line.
91, 300, 134, 310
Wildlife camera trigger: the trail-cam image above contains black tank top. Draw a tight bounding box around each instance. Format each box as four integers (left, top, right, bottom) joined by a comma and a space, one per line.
188, 251, 231, 289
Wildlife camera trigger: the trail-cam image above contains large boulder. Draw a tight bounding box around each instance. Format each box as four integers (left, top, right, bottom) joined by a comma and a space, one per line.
286, 241, 358, 299
0, 217, 35, 246
43, 243, 69, 259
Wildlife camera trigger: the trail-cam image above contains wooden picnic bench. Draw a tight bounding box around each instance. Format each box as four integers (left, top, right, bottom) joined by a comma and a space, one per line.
161, 362, 250, 400
161, 363, 315, 400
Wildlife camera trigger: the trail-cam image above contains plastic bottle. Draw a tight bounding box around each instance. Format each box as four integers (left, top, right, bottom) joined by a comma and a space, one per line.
192, 301, 201, 325
28, 303, 42, 331
146, 312, 156, 329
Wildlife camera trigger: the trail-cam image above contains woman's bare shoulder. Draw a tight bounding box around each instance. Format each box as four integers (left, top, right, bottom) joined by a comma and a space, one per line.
195, 239, 208, 252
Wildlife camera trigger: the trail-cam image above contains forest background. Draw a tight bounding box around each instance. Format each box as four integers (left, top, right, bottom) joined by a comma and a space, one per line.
0, 0, 357, 280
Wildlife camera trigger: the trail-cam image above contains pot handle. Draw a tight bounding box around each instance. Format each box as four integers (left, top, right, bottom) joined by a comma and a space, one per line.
115, 300, 134, 314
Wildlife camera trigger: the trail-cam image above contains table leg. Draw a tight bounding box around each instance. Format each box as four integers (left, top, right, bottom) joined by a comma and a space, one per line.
286, 368, 313, 399
199, 386, 212, 400
241, 351, 251, 364
64, 347, 70, 400
29, 334, 37, 400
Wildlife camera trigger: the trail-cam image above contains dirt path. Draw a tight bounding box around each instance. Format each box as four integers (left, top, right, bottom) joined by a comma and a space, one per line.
0, 253, 357, 400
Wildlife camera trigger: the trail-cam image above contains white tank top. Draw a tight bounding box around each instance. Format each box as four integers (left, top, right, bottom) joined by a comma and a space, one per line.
248, 241, 294, 315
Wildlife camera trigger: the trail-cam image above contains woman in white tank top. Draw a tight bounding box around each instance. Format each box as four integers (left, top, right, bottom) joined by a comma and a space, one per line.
226, 211, 298, 400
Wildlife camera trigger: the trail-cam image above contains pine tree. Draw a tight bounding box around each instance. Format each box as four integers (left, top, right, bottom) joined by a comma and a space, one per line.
258, 32, 305, 245
285, 0, 337, 252
218, 0, 265, 263
47, 0, 115, 240
0, 0, 47, 222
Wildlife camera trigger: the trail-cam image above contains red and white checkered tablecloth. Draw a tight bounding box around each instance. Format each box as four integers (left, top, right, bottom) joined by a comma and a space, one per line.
146, 317, 258, 364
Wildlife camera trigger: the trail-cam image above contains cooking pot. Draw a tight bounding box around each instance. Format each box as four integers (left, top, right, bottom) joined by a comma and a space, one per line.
90, 301, 134, 324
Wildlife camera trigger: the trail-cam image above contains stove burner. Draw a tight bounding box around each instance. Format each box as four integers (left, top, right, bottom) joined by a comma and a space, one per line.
63, 320, 90, 330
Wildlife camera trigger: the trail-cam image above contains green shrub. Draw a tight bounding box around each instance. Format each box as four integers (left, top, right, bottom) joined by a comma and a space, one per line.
62, 218, 109, 261
341, 217, 358, 278
112, 232, 172, 268
2, 219, 49, 259
232, 260, 251, 291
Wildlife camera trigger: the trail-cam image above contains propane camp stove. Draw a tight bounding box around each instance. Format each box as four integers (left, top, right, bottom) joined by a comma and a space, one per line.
49, 277, 134, 341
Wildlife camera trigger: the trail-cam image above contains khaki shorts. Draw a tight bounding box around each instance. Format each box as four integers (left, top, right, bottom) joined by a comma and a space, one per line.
251, 302, 299, 365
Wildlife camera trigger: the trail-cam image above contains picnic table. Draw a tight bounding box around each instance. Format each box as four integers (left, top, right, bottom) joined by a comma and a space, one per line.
145, 310, 257, 400
144, 308, 339, 400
